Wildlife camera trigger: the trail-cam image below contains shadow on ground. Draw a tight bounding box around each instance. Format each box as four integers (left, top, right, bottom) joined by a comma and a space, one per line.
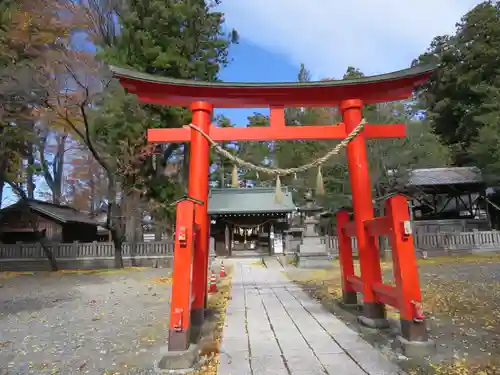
286, 254, 500, 375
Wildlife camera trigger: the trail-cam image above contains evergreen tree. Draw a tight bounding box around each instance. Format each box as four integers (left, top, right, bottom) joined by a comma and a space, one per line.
96, 0, 238, 223
414, 1, 500, 167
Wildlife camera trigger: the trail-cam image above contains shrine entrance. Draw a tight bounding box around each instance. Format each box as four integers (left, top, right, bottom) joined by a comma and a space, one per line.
208, 187, 295, 257
111, 63, 437, 359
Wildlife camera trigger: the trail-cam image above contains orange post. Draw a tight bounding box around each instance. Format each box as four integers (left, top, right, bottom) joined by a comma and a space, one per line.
168, 199, 196, 351
189, 101, 213, 328
340, 99, 386, 324
386, 195, 428, 342
336, 210, 357, 305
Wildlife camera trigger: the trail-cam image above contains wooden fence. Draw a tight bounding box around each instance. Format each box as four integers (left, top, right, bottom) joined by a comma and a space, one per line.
0, 241, 173, 259
0, 239, 217, 272
413, 230, 500, 252
0, 241, 175, 271
322, 230, 500, 256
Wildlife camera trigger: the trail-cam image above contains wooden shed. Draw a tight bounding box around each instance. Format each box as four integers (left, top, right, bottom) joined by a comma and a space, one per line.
0, 199, 99, 244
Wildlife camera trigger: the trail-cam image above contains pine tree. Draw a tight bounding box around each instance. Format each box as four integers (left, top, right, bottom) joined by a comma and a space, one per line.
95, 0, 238, 232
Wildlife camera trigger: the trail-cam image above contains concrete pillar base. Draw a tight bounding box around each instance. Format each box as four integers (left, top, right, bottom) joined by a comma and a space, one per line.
357, 315, 390, 329
156, 344, 199, 373
397, 335, 436, 358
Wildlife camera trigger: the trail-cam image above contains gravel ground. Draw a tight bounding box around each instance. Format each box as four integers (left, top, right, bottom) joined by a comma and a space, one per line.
0, 268, 173, 375
287, 254, 500, 375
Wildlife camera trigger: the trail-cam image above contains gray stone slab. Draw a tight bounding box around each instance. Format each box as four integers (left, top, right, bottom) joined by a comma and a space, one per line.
284, 353, 324, 372
217, 259, 403, 375
224, 312, 246, 322
250, 356, 288, 375
249, 339, 282, 358
272, 325, 303, 341
306, 335, 344, 355
279, 341, 311, 355
289, 369, 330, 375
348, 348, 402, 375
221, 320, 247, 338
334, 334, 376, 352
220, 337, 250, 353
316, 353, 366, 375
218, 352, 251, 375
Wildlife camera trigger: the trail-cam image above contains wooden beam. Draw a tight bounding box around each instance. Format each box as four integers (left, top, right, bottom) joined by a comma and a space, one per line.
147, 123, 406, 143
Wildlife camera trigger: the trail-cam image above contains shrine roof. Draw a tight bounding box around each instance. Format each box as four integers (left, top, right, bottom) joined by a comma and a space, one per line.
395, 167, 485, 195
0, 199, 99, 225
208, 187, 296, 215
110, 64, 437, 108
406, 167, 484, 186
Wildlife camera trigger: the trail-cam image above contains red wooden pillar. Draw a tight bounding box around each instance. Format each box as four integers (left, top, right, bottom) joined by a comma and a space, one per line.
188, 101, 213, 327
168, 200, 196, 351
336, 210, 357, 305
340, 99, 386, 323
386, 195, 428, 342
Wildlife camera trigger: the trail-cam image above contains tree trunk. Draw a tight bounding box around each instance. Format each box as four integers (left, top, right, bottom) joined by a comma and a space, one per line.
154, 218, 163, 241
51, 134, 67, 205
0, 178, 4, 208
377, 200, 390, 260
40, 240, 58, 271
27, 211, 58, 271
106, 178, 125, 269
124, 192, 142, 266
111, 229, 124, 268
182, 143, 190, 189
26, 145, 35, 199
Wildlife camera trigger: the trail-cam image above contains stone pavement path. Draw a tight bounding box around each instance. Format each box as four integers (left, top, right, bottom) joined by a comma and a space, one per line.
217, 258, 404, 375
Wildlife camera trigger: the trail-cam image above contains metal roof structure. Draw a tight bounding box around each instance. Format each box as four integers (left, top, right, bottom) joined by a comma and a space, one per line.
406, 167, 483, 186
207, 188, 296, 215
0, 199, 99, 225
397, 167, 485, 195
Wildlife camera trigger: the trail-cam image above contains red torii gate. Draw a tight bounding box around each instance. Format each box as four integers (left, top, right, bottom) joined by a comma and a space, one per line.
111, 64, 436, 356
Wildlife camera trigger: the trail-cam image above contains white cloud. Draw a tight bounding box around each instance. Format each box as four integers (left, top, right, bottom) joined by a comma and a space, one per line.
217, 0, 483, 78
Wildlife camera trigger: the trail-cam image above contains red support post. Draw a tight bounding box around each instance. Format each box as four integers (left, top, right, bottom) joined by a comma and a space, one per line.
188, 101, 213, 327
340, 99, 387, 325
336, 210, 357, 306
168, 200, 196, 351
385, 195, 428, 342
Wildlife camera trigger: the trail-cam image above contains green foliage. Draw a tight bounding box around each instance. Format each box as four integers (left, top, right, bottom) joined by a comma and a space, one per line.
89, 81, 149, 171
210, 114, 238, 187
220, 63, 451, 211
469, 122, 500, 183
414, 1, 500, 167
99, 0, 238, 130
93, 0, 237, 220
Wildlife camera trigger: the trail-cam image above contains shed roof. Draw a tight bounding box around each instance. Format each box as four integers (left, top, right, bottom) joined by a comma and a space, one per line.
405, 167, 483, 186
208, 188, 296, 215
0, 199, 99, 225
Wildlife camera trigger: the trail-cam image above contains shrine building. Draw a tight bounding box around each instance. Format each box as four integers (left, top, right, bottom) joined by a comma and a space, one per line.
208, 187, 296, 257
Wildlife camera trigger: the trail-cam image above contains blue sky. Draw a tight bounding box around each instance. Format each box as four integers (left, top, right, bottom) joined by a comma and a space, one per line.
215, 0, 482, 123
215, 39, 300, 124
1, 0, 483, 208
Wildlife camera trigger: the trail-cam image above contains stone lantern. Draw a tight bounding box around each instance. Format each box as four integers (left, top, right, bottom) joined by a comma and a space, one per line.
296, 191, 331, 268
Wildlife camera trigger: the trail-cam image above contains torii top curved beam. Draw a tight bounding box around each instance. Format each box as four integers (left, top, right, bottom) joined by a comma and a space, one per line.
109, 64, 437, 108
